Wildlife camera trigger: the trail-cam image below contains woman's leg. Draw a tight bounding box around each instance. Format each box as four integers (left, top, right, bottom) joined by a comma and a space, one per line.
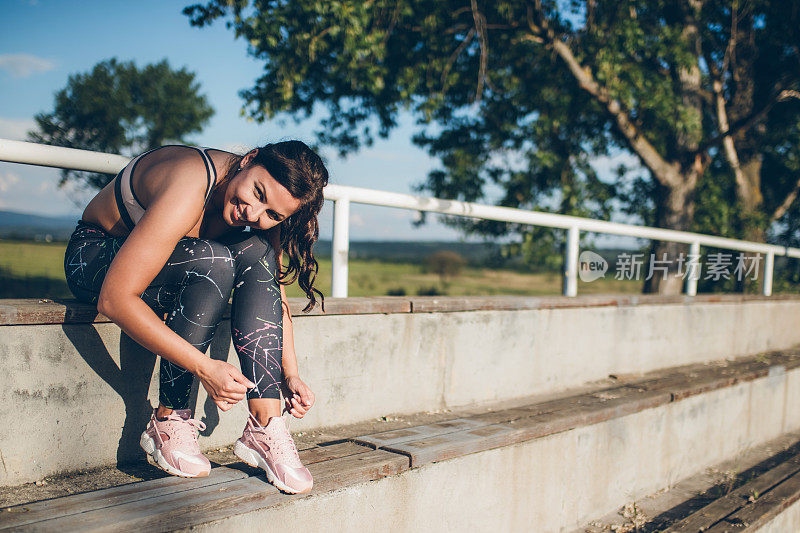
64, 222, 124, 305
146, 239, 236, 411
65, 223, 236, 412
218, 230, 284, 424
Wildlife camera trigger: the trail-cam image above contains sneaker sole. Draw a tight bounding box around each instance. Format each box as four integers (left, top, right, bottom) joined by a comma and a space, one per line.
233, 440, 312, 494
139, 432, 209, 478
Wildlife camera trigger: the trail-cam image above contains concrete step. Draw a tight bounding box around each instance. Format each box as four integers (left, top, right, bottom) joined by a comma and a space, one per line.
577, 432, 800, 532
5, 295, 800, 486
3, 350, 800, 532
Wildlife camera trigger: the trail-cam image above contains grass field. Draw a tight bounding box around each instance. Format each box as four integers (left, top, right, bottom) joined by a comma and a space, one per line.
0, 240, 643, 300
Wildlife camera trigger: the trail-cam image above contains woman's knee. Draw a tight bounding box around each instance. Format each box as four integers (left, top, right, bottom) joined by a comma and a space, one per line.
222, 231, 276, 269
175, 238, 236, 289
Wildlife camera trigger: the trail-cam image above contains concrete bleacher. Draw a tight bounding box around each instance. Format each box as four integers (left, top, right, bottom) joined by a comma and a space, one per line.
3, 294, 800, 531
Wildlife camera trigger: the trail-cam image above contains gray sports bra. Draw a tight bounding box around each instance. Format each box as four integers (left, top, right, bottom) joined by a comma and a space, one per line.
113, 145, 217, 231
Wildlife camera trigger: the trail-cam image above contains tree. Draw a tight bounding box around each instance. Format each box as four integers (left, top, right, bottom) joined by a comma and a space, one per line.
184, 1, 800, 294
29, 58, 214, 190
426, 250, 467, 284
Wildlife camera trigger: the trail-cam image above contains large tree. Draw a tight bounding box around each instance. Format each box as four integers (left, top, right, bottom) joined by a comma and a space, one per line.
30, 58, 214, 190
184, 0, 800, 293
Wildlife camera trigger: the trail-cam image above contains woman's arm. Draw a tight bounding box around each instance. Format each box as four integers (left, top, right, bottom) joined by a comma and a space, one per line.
97, 158, 253, 409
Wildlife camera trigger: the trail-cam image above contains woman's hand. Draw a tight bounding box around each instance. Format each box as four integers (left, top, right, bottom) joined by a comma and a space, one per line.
281, 375, 315, 418
197, 359, 256, 411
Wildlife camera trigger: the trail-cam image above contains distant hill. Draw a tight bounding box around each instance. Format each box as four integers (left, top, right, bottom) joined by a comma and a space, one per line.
0, 210, 80, 240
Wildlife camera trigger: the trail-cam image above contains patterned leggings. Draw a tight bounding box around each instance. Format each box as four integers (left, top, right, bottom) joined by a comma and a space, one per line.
64, 220, 283, 409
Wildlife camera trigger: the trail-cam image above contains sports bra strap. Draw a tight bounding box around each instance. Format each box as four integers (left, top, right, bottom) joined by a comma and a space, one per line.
114, 145, 219, 231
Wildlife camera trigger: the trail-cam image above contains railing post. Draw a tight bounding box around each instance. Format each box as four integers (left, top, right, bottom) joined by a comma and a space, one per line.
331, 197, 350, 298
563, 225, 579, 297
763, 251, 774, 296
686, 241, 700, 296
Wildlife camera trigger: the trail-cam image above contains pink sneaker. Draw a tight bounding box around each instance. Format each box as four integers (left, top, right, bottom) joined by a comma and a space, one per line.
139, 409, 211, 478
234, 410, 313, 494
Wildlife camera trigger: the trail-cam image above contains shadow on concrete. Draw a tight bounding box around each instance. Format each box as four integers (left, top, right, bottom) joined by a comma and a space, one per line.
195, 321, 231, 437
61, 324, 156, 475
61, 319, 232, 474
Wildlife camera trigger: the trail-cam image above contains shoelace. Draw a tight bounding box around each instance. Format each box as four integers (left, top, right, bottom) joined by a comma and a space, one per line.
246, 406, 303, 467
155, 413, 206, 447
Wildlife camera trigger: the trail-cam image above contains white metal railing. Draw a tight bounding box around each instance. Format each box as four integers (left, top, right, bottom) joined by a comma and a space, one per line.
2, 137, 798, 298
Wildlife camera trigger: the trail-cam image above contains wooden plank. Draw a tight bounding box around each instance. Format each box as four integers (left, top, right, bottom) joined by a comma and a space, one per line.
14, 476, 279, 532
0, 466, 248, 530
0, 299, 110, 326
467, 407, 548, 425
407, 294, 680, 313
409, 296, 545, 313
705, 469, 800, 532
0, 296, 414, 326
349, 418, 486, 448
381, 424, 517, 467
633, 359, 778, 402
665, 456, 800, 532
4, 294, 800, 325
291, 296, 411, 316
20, 450, 408, 532
407, 293, 800, 314
382, 389, 670, 467
299, 441, 372, 464
505, 389, 671, 442
144, 450, 410, 532
0, 443, 370, 530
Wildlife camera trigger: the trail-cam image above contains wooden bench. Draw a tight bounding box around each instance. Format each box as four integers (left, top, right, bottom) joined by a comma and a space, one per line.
3, 349, 799, 531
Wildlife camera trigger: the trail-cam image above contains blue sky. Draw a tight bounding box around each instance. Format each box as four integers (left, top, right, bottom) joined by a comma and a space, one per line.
0, 0, 472, 241
0, 0, 636, 244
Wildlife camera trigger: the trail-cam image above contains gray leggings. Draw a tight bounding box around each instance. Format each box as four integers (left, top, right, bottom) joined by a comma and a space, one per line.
64, 220, 283, 408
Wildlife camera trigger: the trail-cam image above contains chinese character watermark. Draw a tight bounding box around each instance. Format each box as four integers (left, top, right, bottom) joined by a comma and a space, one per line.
578, 251, 762, 282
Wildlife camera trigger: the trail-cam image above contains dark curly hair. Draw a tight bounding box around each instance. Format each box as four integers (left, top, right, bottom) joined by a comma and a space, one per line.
214, 141, 328, 313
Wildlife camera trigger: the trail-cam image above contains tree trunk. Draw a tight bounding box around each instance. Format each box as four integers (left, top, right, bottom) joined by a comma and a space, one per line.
644, 181, 696, 294
735, 156, 766, 292
642, 1, 703, 295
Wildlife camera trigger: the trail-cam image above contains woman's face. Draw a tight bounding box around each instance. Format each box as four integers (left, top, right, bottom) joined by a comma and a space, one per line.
222, 151, 302, 231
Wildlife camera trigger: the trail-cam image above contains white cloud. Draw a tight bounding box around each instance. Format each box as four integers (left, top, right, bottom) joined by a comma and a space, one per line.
0, 117, 36, 141
0, 53, 55, 78
0, 172, 20, 192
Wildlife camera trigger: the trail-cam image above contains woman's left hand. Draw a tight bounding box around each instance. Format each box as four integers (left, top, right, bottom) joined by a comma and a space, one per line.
282, 375, 315, 418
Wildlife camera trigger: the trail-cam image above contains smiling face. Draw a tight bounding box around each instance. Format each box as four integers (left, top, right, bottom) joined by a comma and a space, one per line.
222, 150, 303, 230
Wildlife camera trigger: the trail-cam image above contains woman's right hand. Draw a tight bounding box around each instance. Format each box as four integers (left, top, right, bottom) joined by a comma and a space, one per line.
196, 359, 255, 411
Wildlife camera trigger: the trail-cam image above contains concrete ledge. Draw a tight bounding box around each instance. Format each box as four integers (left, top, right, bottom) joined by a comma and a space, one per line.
668, 463, 800, 531
579, 433, 800, 532
182, 360, 800, 532
577, 431, 800, 532
4, 295, 800, 486
4, 351, 800, 531
3, 293, 800, 325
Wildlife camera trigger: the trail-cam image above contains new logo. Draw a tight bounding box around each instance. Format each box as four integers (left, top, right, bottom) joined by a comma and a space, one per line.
579, 250, 608, 282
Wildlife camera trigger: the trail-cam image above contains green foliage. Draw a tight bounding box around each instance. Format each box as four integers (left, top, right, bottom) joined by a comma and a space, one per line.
184, 1, 800, 275
29, 58, 214, 190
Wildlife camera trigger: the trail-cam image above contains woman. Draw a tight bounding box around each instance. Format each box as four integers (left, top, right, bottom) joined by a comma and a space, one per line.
63, 141, 328, 494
